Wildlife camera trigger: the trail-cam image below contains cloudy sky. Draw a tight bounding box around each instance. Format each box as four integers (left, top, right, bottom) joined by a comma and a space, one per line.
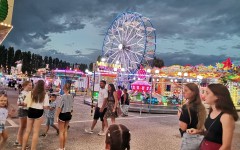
3, 0, 240, 66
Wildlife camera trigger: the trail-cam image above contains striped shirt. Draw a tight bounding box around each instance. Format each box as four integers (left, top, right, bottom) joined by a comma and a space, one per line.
58, 94, 74, 113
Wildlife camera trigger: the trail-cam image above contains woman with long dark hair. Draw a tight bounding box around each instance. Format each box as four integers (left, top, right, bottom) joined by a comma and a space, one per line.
187, 84, 239, 150
102, 84, 118, 135
22, 80, 49, 150
105, 124, 131, 150
178, 83, 206, 149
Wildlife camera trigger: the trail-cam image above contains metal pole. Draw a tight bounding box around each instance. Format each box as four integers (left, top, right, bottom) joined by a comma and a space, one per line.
91, 70, 95, 116
181, 76, 183, 106
149, 76, 153, 113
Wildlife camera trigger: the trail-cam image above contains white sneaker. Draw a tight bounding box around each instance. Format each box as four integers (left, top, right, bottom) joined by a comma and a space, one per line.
85, 128, 93, 134
98, 130, 105, 136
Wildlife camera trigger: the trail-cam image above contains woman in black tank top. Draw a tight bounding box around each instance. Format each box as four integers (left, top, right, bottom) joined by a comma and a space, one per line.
187, 84, 239, 150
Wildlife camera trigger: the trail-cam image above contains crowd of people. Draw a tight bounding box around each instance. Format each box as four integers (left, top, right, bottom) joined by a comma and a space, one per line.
0, 79, 131, 150
0, 79, 239, 150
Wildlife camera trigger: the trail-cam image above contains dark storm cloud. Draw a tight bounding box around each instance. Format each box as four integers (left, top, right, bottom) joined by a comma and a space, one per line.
75, 50, 82, 55
5, 0, 240, 47
157, 51, 240, 66
2, 0, 240, 65
218, 46, 227, 51
86, 48, 101, 51
232, 44, 240, 49
38, 48, 101, 64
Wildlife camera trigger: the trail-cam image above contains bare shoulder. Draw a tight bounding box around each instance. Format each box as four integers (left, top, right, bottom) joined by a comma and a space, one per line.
220, 113, 235, 124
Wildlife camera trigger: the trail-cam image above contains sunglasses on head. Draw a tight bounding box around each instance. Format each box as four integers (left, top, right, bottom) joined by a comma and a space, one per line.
0, 90, 7, 96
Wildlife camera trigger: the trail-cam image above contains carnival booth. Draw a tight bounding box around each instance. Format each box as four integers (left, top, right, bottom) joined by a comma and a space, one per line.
52, 69, 85, 95
90, 71, 117, 100
151, 58, 240, 110
130, 66, 158, 104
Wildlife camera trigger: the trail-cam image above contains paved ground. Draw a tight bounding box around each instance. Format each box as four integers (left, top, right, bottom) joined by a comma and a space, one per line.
1, 87, 240, 150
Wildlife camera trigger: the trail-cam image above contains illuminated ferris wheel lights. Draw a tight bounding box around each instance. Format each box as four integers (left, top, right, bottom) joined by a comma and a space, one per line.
139, 26, 145, 30
121, 68, 125, 72
101, 58, 106, 62
118, 44, 123, 50
146, 27, 156, 31
142, 17, 150, 22
116, 60, 120, 64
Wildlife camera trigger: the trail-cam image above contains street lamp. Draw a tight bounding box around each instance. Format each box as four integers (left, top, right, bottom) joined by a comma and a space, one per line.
155, 70, 160, 74
147, 68, 151, 73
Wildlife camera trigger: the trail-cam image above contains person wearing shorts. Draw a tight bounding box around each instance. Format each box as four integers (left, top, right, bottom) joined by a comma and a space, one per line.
40, 94, 59, 137
85, 80, 108, 135
14, 81, 32, 148
56, 83, 74, 150
22, 80, 49, 150
94, 107, 107, 122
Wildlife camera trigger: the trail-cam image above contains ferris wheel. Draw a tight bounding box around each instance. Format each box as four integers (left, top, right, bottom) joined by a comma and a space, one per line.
102, 12, 156, 73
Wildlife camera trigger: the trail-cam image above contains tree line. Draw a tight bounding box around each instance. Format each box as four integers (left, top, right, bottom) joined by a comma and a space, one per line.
0, 45, 88, 75
0, 45, 164, 75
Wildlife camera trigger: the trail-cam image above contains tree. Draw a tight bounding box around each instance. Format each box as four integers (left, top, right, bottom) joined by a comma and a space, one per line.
79, 64, 88, 72
22, 51, 32, 75
31, 53, 37, 72
49, 56, 53, 70
54, 58, 59, 69
44, 56, 49, 67
14, 49, 22, 64
153, 57, 164, 68
1, 45, 77, 74
37, 55, 43, 68
89, 63, 93, 72
97, 55, 102, 62
7, 47, 15, 74
58, 60, 63, 69
0, 45, 7, 73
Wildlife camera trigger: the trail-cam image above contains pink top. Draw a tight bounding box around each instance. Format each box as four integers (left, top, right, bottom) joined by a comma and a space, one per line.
117, 90, 122, 100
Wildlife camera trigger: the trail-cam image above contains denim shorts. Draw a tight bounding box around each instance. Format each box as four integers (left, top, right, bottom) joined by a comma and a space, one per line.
18, 108, 28, 118
46, 117, 54, 126
0, 124, 5, 133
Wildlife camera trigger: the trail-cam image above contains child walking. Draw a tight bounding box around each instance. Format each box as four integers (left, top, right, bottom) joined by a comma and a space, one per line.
41, 94, 59, 137
0, 90, 14, 148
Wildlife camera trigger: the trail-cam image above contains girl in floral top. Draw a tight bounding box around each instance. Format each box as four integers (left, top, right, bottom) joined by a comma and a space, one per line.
14, 81, 32, 147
